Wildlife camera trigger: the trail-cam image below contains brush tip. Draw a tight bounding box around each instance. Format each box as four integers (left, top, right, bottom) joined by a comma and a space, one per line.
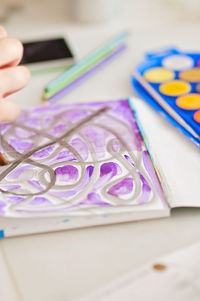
0, 152, 9, 166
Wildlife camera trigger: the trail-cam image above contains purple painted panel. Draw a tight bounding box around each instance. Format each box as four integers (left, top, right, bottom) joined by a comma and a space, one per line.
0, 99, 164, 217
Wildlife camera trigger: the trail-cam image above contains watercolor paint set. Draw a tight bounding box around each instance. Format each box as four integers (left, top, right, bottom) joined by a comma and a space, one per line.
132, 47, 200, 148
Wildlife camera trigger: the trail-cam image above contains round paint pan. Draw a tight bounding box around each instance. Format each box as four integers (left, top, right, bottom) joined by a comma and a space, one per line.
162, 55, 194, 71
176, 93, 200, 110
159, 80, 191, 97
194, 110, 200, 123
179, 68, 200, 83
143, 67, 174, 83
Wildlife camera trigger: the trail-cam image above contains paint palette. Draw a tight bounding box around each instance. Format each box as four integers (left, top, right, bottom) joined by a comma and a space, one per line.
132, 47, 200, 147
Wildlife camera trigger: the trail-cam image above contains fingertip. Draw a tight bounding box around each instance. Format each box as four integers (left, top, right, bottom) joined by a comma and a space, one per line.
0, 65, 31, 98
0, 26, 7, 39
18, 65, 31, 84
1, 37, 24, 67
9, 102, 20, 121
12, 66, 31, 92
0, 37, 25, 68
10, 37, 24, 64
0, 100, 20, 122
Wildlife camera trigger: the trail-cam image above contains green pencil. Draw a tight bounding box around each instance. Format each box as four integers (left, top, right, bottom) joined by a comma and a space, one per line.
43, 47, 114, 99
44, 31, 129, 97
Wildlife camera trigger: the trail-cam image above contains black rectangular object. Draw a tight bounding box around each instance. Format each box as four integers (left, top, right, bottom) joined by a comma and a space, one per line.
20, 38, 73, 65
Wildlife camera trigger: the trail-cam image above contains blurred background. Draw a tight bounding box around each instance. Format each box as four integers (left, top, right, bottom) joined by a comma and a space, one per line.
1, 0, 200, 63
1, 0, 200, 52
1, 0, 200, 29
1, 0, 200, 106
1, 2, 200, 301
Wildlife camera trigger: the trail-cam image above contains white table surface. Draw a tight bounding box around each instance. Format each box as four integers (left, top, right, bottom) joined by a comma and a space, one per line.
1, 0, 200, 300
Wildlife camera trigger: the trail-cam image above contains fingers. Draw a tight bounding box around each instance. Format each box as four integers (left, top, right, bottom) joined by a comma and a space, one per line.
0, 37, 23, 68
0, 99, 20, 122
0, 65, 30, 122
0, 66, 30, 98
0, 27, 30, 122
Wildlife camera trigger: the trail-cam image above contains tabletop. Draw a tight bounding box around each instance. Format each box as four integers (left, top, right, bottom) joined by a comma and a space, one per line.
1, 0, 200, 300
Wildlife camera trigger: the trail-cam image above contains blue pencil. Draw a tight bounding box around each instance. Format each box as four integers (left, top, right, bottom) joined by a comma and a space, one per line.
45, 31, 129, 92
46, 44, 127, 103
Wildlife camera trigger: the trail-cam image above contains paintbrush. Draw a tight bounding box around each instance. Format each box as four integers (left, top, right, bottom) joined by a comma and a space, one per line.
134, 71, 200, 140
0, 152, 8, 166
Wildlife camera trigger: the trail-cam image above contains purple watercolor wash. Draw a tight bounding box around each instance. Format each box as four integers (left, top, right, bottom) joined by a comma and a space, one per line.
136, 173, 152, 205
29, 197, 51, 206
82, 126, 109, 158
28, 180, 44, 191
100, 162, 121, 177
26, 117, 41, 129
43, 116, 53, 127
74, 165, 94, 190
108, 178, 133, 197
7, 165, 33, 180
115, 100, 143, 150
49, 190, 77, 198
55, 150, 76, 161
0, 124, 11, 134
63, 110, 88, 123
142, 150, 154, 179
9, 138, 33, 153
124, 154, 135, 167
51, 165, 94, 198
87, 165, 94, 177
33, 146, 55, 159
0, 200, 6, 215
71, 138, 88, 160
86, 192, 110, 206
94, 162, 121, 190
136, 187, 151, 205
0, 185, 21, 191
112, 141, 120, 152
0, 100, 162, 217
139, 173, 151, 192
55, 165, 79, 183
16, 128, 36, 138
50, 124, 67, 135
7, 196, 25, 203
31, 104, 62, 114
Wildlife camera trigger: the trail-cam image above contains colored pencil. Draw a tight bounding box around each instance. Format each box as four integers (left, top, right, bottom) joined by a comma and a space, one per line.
46, 44, 127, 104
44, 47, 114, 100
44, 31, 129, 94
134, 71, 200, 140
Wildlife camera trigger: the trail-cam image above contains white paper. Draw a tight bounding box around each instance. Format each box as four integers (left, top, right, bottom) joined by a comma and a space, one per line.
132, 98, 200, 208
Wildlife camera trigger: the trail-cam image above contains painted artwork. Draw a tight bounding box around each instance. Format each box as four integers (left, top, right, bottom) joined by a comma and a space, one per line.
0, 99, 164, 217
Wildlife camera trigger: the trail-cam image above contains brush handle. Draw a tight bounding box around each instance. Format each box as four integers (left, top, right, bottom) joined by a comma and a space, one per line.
134, 71, 200, 140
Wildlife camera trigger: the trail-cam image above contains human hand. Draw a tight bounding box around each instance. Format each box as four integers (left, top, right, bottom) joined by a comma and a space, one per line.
0, 26, 30, 122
